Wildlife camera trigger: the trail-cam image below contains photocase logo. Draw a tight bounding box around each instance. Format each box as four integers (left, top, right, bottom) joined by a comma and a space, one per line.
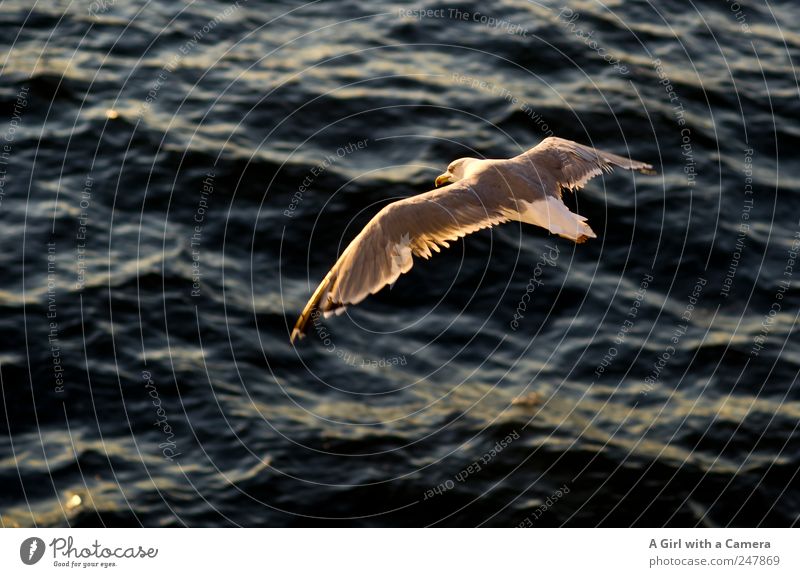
20, 537, 45, 565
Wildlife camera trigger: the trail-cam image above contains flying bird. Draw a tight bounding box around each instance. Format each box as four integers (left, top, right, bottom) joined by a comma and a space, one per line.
290, 137, 654, 342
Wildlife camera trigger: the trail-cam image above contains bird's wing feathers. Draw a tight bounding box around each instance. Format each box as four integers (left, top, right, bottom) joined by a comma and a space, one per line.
290, 180, 511, 342
516, 136, 655, 197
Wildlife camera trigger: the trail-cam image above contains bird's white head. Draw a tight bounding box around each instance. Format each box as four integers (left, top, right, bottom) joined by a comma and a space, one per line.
435, 157, 480, 187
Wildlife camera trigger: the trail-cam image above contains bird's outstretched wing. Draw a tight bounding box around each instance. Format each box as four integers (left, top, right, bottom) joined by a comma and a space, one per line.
514, 136, 656, 197
290, 180, 511, 342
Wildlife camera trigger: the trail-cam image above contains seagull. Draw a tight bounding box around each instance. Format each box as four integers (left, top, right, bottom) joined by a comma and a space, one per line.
290, 137, 654, 342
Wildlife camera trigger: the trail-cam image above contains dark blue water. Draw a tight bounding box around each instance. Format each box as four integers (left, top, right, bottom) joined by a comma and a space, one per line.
0, 0, 798, 527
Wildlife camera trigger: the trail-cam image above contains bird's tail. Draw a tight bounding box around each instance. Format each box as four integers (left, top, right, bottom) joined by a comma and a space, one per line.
515, 197, 597, 244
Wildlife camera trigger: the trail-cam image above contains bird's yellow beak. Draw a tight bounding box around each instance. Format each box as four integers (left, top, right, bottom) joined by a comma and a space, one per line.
435, 173, 452, 188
